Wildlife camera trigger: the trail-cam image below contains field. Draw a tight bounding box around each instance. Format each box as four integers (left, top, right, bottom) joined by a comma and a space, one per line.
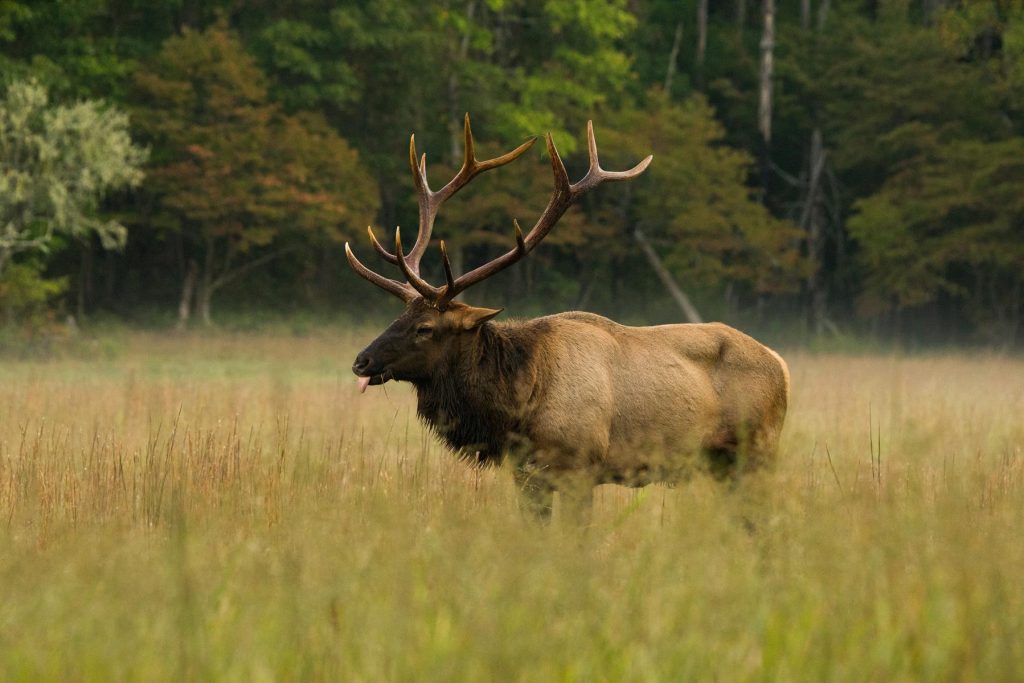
1, 329, 1023, 681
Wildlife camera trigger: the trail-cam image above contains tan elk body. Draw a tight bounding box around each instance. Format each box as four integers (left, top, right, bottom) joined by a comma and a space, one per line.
347, 115, 789, 520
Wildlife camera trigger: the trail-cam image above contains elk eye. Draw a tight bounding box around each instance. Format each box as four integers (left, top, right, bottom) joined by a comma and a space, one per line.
415, 325, 434, 336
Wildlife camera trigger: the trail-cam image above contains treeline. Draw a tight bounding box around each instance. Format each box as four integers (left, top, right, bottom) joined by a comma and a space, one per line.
2, 0, 1023, 347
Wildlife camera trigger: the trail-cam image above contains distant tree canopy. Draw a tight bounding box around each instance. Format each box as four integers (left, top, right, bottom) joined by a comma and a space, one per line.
601, 92, 808, 298
131, 24, 379, 325
2, 0, 1024, 346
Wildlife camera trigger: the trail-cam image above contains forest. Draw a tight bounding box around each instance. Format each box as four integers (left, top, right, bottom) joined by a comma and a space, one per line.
2, 0, 1024, 347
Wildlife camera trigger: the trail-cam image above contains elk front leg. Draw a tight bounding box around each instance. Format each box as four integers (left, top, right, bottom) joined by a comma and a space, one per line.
513, 466, 554, 522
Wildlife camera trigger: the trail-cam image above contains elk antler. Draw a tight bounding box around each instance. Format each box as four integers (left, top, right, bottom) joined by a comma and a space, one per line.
346, 113, 535, 300
344, 242, 417, 302
345, 117, 651, 308
435, 121, 652, 307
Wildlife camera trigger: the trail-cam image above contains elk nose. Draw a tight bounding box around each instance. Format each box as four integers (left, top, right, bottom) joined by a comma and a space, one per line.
352, 354, 372, 376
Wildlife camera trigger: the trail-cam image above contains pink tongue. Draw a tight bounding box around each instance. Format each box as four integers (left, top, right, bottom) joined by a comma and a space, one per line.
356, 376, 371, 394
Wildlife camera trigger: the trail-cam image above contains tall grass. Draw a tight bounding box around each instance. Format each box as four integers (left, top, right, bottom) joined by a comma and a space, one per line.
1, 331, 1023, 680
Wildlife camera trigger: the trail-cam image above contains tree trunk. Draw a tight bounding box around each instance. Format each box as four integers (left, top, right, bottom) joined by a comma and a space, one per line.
817, 0, 831, 29
575, 269, 597, 310
199, 236, 215, 327
176, 259, 198, 331
0, 248, 10, 278
1008, 277, 1022, 348
664, 22, 684, 93
198, 285, 213, 327
77, 238, 94, 323
802, 128, 829, 335
611, 256, 623, 319
102, 248, 116, 307
316, 244, 334, 304
801, 0, 811, 29
758, 0, 775, 148
695, 0, 708, 88
736, 0, 747, 32
525, 254, 534, 302
634, 230, 703, 324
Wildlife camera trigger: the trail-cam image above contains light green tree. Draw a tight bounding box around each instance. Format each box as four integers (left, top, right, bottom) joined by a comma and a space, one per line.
0, 79, 146, 278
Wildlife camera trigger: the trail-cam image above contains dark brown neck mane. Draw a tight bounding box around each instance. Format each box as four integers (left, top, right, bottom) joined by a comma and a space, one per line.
412, 320, 541, 465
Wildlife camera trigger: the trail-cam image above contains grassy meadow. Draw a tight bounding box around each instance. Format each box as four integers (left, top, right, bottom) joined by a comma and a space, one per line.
1, 329, 1023, 681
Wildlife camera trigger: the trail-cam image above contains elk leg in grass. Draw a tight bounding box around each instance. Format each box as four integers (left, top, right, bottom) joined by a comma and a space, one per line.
513, 466, 555, 521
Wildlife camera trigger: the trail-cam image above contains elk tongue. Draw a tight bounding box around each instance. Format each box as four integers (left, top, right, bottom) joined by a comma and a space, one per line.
356, 376, 371, 394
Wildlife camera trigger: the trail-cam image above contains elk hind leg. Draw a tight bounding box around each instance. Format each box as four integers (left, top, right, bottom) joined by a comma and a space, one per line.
729, 423, 781, 534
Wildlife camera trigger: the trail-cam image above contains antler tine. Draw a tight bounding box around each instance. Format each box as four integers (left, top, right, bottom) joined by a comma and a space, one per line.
403, 134, 433, 274
439, 123, 652, 306
457, 115, 538, 182
439, 240, 457, 292
437, 114, 537, 202
394, 227, 443, 300
513, 219, 527, 253
409, 134, 428, 193
345, 243, 416, 302
367, 226, 399, 265
573, 120, 654, 194
587, 119, 600, 168
546, 132, 572, 197
462, 113, 475, 170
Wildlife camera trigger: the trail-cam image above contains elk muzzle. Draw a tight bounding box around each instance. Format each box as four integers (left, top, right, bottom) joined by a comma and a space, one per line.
351, 350, 393, 393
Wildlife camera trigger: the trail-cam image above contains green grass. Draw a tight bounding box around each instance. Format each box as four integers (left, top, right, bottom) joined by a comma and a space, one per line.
1, 331, 1023, 681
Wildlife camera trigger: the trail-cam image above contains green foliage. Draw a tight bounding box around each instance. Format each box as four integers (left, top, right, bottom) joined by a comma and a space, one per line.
491, 0, 638, 150
0, 1, 32, 43
849, 137, 1024, 337
819, 14, 1000, 186
0, 78, 145, 277
0, 258, 66, 323
0, 0, 145, 99
134, 23, 378, 239
253, 18, 360, 112
602, 92, 807, 297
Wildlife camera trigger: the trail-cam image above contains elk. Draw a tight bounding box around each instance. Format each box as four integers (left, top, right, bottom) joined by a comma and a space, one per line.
347, 115, 789, 522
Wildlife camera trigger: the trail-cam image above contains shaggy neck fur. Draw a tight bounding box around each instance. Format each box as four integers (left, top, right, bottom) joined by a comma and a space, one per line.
412, 321, 540, 465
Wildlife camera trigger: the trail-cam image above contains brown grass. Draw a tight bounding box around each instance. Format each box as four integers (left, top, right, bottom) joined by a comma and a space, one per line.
1, 331, 1022, 680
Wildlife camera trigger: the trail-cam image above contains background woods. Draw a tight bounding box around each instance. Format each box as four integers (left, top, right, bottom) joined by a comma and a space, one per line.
2, 0, 1024, 347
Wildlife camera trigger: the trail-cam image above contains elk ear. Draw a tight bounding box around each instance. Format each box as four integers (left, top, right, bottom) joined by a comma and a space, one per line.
460, 306, 504, 330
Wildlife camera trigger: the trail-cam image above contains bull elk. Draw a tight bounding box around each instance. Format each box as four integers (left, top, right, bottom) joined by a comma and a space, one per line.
347, 115, 789, 522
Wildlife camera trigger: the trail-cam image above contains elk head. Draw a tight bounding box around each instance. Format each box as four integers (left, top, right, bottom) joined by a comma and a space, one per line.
346, 114, 652, 391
